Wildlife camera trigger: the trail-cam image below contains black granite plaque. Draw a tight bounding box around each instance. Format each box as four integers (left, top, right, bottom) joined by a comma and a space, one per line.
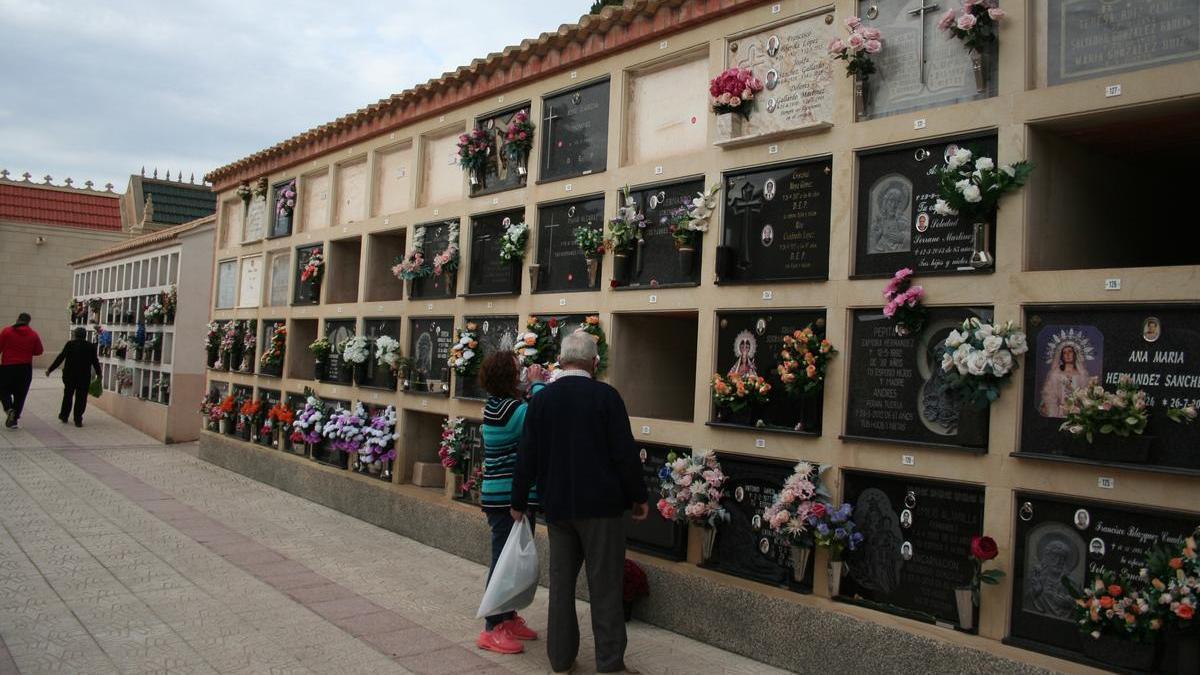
473, 106, 529, 196
270, 180, 294, 238
454, 419, 486, 506
841, 471, 985, 625
362, 318, 401, 390
1010, 493, 1198, 654
454, 316, 519, 401
845, 307, 992, 450
533, 314, 590, 366
540, 80, 610, 182
310, 398, 350, 469
323, 320, 355, 385
260, 320, 285, 377
1047, 0, 1200, 86
411, 220, 459, 300
1019, 304, 1200, 471
408, 317, 453, 394
854, 133, 998, 277
628, 443, 687, 561
623, 179, 704, 288
720, 158, 832, 283
469, 209, 524, 295
713, 310, 826, 433
293, 244, 321, 304
535, 197, 604, 293
283, 392, 307, 455
707, 454, 812, 592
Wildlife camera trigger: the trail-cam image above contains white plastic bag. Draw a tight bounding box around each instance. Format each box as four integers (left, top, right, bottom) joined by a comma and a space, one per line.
476, 519, 539, 618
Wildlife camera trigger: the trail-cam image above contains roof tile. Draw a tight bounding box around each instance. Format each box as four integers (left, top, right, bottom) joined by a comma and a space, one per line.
0, 183, 122, 231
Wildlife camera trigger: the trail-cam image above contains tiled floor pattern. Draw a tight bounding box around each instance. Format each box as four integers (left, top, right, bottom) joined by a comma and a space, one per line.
0, 375, 788, 675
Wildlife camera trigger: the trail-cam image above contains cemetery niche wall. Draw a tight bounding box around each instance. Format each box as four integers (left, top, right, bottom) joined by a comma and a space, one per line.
539, 79, 609, 183
610, 312, 697, 422
534, 196, 604, 293
718, 157, 832, 284
454, 316, 519, 401
844, 307, 992, 451
468, 210, 524, 296
1018, 304, 1200, 472
617, 179, 705, 289
855, 133, 998, 277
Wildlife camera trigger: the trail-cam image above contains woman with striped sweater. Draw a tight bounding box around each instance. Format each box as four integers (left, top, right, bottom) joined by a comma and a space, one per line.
476, 352, 547, 655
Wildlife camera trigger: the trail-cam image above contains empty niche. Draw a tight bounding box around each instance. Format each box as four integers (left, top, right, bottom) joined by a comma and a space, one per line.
301, 170, 331, 231
399, 409, 450, 486
1027, 99, 1200, 271
335, 157, 368, 226
365, 229, 407, 302
326, 237, 362, 304
373, 142, 414, 217
287, 319, 318, 381
421, 128, 463, 207
625, 51, 709, 165
610, 312, 698, 422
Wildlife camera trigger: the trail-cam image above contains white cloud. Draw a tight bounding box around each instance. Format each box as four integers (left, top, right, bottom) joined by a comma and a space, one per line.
0, 0, 589, 189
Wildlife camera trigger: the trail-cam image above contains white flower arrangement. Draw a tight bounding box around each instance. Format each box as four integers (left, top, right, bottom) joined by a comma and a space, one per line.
340, 336, 370, 365
374, 335, 401, 371
933, 148, 1033, 221
448, 323, 479, 376
361, 405, 398, 465
939, 317, 1029, 407
669, 183, 721, 249
498, 217, 529, 263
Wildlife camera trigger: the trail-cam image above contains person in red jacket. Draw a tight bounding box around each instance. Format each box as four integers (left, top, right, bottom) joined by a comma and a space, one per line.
0, 313, 45, 429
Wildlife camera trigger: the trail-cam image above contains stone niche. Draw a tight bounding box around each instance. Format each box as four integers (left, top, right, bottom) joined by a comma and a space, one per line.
716, 11, 835, 146
259, 319, 285, 378
534, 196, 605, 293
323, 319, 356, 386
617, 179, 705, 289
326, 237, 361, 305
471, 105, 530, 196
301, 169, 330, 231
221, 199, 243, 246
266, 250, 291, 307
364, 228, 406, 302
335, 157, 368, 226
286, 319, 317, 381
410, 220, 459, 300
398, 409, 450, 485
282, 391, 307, 455
454, 315, 519, 401
540, 79, 611, 183
624, 50, 708, 165
468, 209, 524, 296
1038, 0, 1200, 87
407, 316, 453, 395
373, 142, 413, 218
237, 255, 263, 308
610, 312, 698, 422
270, 179, 294, 238
1027, 99, 1200, 271
629, 442, 689, 561
421, 129, 463, 207
292, 244, 322, 305
361, 318, 402, 391
452, 419, 485, 506
256, 388, 281, 447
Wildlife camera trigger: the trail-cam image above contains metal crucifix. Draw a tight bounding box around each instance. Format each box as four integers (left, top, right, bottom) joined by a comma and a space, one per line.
907, 1, 940, 85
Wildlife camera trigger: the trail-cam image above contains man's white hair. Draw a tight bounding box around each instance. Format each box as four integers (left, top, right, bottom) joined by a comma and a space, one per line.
559, 330, 598, 365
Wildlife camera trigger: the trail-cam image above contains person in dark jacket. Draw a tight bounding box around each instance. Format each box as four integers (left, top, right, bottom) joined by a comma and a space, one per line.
0, 312, 45, 429
511, 330, 648, 674
45, 327, 101, 427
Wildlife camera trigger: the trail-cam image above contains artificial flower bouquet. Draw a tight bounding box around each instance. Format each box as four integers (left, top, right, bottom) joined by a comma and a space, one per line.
498, 217, 529, 263
259, 323, 286, 370
291, 397, 326, 445
828, 16, 883, 80
1067, 573, 1161, 644
457, 127, 493, 178
808, 502, 863, 561
240, 327, 257, 371
967, 535, 1005, 606
501, 109, 535, 171
515, 317, 555, 366
275, 178, 297, 218
322, 403, 368, 454
581, 315, 609, 376
938, 1, 1005, 53
307, 337, 332, 362
1146, 532, 1200, 629
574, 226, 606, 260
939, 317, 1028, 407
668, 183, 720, 249
933, 148, 1033, 223
607, 185, 645, 256
437, 416, 468, 473
219, 321, 242, 360
1059, 375, 1149, 443
656, 450, 729, 528
143, 301, 165, 324
882, 268, 927, 336
392, 249, 429, 281
711, 372, 772, 414
266, 402, 293, 440
709, 67, 763, 119
762, 461, 828, 546
340, 335, 369, 366
374, 335, 401, 374
300, 248, 324, 284
205, 320, 221, 355
776, 324, 836, 398
236, 181, 252, 204
361, 405, 398, 466
448, 324, 479, 376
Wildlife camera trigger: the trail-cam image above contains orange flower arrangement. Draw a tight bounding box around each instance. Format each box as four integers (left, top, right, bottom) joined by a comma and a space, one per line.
776, 324, 836, 398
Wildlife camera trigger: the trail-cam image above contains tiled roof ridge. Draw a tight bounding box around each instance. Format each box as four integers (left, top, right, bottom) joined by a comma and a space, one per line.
205, 0, 764, 190
0, 171, 120, 196
69, 214, 215, 267
0, 181, 124, 231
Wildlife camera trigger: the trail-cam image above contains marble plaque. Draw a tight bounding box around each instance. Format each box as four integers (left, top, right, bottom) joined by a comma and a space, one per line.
244, 196, 267, 242
535, 197, 604, 292
221, 200, 243, 245
336, 158, 367, 225
623, 179, 705, 288
408, 317, 453, 394
626, 56, 708, 164
268, 252, 290, 307
216, 260, 237, 309
302, 171, 330, 231
422, 131, 462, 206
238, 256, 263, 308
374, 144, 413, 217
469, 209, 524, 295
857, 0, 997, 118
628, 443, 688, 561
724, 12, 835, 140
540, 80, 610, 182
455, 316, 519, 400
1047, 0, 1200, 85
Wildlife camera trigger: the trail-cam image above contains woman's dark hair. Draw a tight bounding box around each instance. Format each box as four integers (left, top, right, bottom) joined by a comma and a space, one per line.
479, 351, 522, 400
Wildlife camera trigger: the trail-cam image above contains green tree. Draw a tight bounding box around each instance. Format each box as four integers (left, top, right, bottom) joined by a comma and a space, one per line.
590, 0, 624, 14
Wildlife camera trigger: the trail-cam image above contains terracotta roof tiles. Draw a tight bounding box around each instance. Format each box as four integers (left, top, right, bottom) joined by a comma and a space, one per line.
0, 182, 122, 231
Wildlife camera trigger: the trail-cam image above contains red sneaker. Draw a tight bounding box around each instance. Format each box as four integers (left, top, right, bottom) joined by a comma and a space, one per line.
499, 615, 539, 641
477, 628, 524, 654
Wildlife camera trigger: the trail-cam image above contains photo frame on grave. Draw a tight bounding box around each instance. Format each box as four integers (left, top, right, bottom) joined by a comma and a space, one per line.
854, 132, 998, 278
617, 178, 705, 289
323, 320, 356, 385
454, 316, 519, 401
361, 318, 402, 390
310, 398, 350, 469
705, 453, 813, 593
843, 307, 992, 451
1017, 303, 1200, 473
840, 470, 985, 627
410, 219, 459, 300
718, 157, 832, 284
854, 0, 997, 120
292, 244, 322, 305
470, 104, 530, 196
534, 196, 605, 293
1044, 1, 1200, 87
270, 179, 295, 238
453, 419, 485, 506
468, 209, 524, 296
407, 317, 453, 395
712, 309, 827, 434
628, 443, 688, 561
1009, 492, 1200, 658
539, 78, 610, 183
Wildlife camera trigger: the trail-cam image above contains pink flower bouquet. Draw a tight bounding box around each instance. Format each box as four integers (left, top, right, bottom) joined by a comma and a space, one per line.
656, 451, 729, 528
709, 67, 763, 120
938, 1, 1005, 53
829, 16, 883, 80
882, 268, 927, 336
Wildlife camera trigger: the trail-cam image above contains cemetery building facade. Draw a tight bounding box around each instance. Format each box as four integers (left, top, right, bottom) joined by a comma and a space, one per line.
197, 1, 1200, 671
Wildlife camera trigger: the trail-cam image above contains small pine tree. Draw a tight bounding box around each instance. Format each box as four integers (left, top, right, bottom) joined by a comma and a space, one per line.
590, 0, 624, 14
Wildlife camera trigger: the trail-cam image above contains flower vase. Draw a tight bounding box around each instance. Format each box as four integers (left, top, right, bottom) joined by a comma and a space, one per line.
528, 264, 541, 292
634, 239, 645, 277
585, 257, 600, 288
612, 253, 631, 284
403, 279, 413, 298
790, 544, 812, 583
208, 348, 219, 369
701, 527, 717, 563
828, 560, 845, 598
219, 418, 231, 435
715, 112, 742, 142
954, 587, 975, 631
854, 76, 869, 121
969, 222, 994, 270
970, 50, 986, 93
353, 362, 368, 387
1066, 434, 1154, 464
677, 246, 696, 276
1080, 634, 1157, 671
717, 405, 756, 427
515, 154, 528, 176
714, 245, 736, 281
314, 359, 328, 382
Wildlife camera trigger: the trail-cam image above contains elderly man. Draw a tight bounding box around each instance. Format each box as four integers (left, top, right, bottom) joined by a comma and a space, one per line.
46, 327, 102, 427
511, 330, 648, 674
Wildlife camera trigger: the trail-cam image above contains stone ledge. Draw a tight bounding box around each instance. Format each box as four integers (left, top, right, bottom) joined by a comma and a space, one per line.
197, 433, 1066, 674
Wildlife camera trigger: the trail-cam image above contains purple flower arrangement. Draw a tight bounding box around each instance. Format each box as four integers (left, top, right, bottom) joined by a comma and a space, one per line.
275, 179, 297, 218
808, 502, 863, 561
290, 397, 326, 445
322, 403, 368, 454
361, 406, 398, 465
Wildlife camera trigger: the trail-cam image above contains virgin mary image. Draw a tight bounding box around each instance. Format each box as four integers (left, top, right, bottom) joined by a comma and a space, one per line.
728, 329, 758, 378
1038, 328, 1099, 418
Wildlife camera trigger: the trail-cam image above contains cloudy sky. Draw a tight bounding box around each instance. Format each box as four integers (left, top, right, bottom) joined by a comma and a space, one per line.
0, 1, 592, 191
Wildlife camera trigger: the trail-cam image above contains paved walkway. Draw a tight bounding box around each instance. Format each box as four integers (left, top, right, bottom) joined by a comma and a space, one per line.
0, 375, 787, 675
